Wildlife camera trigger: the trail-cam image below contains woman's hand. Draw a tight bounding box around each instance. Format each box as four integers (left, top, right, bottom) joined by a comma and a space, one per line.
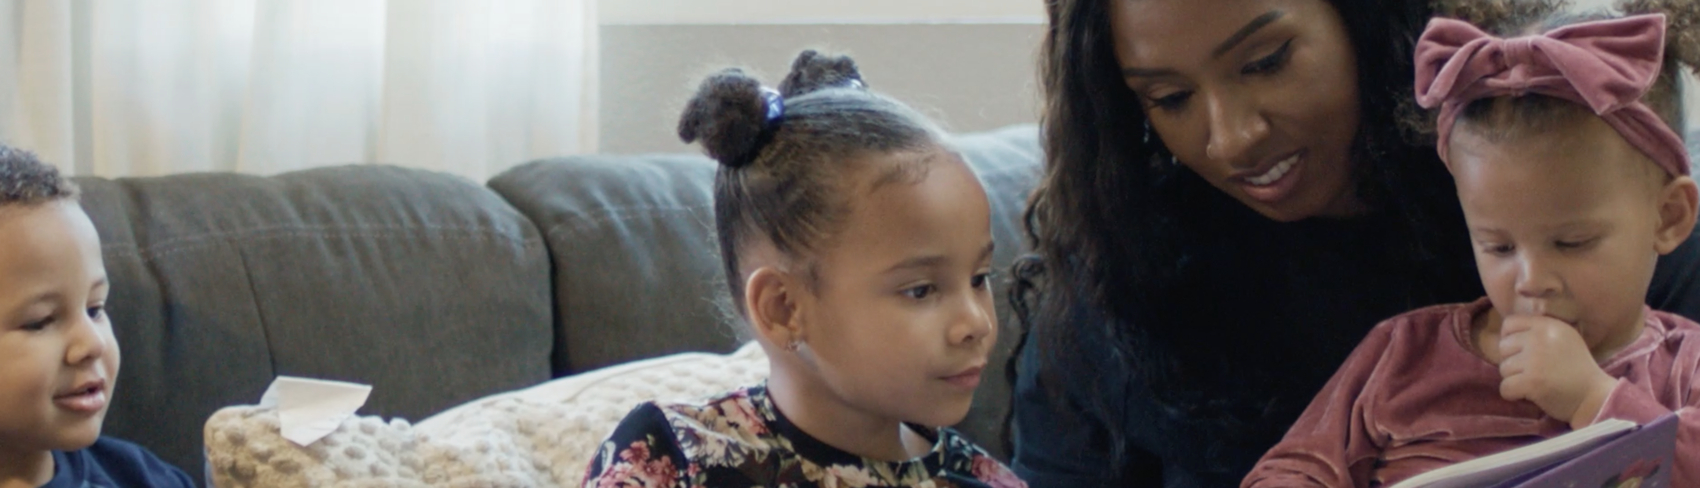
1496, 314, 1619, 428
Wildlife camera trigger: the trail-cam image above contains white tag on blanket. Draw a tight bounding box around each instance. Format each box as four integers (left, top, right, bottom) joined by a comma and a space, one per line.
258, 376, 373, 446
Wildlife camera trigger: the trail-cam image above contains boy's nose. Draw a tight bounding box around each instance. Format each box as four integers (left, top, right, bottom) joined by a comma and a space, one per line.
64, 314, 108, 365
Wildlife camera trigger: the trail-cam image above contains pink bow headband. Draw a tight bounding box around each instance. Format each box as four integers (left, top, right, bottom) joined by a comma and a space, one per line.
1414, 14, 1690, 176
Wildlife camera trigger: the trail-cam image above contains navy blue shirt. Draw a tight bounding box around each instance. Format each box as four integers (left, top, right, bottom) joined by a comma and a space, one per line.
42, 437, 196, 488
1010, 219, 1700, 488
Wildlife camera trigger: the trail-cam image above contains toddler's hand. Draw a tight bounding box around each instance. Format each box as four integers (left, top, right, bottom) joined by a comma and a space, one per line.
1497, 314, 1618, 428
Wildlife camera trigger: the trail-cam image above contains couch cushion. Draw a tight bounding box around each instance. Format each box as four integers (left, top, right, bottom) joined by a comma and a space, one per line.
488, 125, 1042, 458
75, 165, 555, 476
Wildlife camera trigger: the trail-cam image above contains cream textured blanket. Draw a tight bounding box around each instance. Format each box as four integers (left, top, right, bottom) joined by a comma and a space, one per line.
203, 342, 769, 487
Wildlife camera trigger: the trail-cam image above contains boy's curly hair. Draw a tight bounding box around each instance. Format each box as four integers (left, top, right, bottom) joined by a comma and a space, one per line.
0, 145, 77, 207
1404, 0, 1700, 140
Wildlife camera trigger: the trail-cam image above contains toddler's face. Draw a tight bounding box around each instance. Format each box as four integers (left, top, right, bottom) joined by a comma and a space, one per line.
796, 146, 997, 428
1449, 114, 1687, 356
0, 201, 117, 455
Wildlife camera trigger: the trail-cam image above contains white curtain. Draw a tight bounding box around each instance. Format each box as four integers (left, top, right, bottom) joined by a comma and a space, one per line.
0, 0, 597, 182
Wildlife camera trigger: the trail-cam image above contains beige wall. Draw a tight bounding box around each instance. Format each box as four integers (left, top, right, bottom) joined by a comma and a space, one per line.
597, 17, 1695, 155
599, 23, 1045, 154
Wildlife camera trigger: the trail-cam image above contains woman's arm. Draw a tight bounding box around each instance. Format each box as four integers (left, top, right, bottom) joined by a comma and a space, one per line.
1009, 332, 1161, 487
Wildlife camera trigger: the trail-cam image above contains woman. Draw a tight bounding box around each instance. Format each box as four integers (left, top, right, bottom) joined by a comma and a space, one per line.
1007, 0, 1700, 486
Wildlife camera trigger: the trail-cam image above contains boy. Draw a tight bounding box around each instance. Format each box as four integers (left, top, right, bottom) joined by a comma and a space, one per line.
0, 146, 193, 488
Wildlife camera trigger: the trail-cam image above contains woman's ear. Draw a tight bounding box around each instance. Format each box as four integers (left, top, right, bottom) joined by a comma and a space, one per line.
1653, 175, 1699, 254
744, 266, 807, 348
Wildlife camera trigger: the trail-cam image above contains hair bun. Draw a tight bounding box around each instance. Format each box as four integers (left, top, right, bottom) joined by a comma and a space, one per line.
678, 68, 773, 169
1620, 0, 1700, 74
778, 50, 867, 98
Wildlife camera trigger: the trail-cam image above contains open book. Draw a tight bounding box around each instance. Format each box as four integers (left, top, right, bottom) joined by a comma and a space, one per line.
1390, 413, 1678, 488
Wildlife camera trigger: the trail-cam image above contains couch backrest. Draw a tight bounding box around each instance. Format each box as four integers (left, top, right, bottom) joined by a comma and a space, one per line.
489, 125, 1043, 457
75, 166, 555, 476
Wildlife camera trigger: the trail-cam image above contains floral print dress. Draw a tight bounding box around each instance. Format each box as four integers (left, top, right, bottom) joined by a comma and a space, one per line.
581, 384, 1026, 488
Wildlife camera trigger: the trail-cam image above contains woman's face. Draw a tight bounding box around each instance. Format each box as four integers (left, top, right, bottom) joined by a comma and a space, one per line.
1110, 0, 1365, 222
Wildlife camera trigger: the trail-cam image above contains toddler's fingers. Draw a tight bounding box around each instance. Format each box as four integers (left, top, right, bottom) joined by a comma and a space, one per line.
1498, 353, 1525, 378
1500, 375, 1528, 402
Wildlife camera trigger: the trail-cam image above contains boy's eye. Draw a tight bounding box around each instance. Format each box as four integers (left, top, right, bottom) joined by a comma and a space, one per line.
970, 271, 992, 289
1242, 39, 1293, 75
1556, 238, 1597, 250
86, 306, 105, 319
902, 284, 937, 300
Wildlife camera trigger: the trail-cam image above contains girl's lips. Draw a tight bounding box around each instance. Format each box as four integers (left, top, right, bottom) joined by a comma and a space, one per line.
942, 366, 984, 389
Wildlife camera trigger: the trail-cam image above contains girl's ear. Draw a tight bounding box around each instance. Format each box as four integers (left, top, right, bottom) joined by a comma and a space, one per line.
744, 266, 808, 348
1653, 175, 1699, 254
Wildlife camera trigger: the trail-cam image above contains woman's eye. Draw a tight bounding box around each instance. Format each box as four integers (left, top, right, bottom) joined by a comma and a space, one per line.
903, 284, 937, 300
1146, 91, 1193, 111
1242, 40, 1293, 75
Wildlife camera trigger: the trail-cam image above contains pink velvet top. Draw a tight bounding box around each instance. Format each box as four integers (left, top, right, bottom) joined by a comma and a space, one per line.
1241, 298, 1700, 487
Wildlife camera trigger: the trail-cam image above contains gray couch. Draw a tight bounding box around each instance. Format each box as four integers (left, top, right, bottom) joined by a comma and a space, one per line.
73, 124, 1042, 479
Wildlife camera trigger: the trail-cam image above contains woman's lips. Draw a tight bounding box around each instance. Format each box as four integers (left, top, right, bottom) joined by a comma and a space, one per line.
942, 366, 984, 389
1236, 151, 1304, 205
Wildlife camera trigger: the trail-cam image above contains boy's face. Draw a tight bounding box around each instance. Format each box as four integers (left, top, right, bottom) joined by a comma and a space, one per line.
1449, 114, 1694, 356
0, 200, 117, 454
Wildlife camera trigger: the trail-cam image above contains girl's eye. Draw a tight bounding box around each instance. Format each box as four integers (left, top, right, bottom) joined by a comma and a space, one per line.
86, 306, 105, 319
21, 317, 52, 332
1242, 39, 1293, 75
903, 284, 937, 300
970, 271, 992, 289
1481, 243, 1514, 256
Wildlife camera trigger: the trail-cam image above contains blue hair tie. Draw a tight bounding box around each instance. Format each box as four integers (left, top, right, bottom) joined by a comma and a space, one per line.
759, 87, 784, 128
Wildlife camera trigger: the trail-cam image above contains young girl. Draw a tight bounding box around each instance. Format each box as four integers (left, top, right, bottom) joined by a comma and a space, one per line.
580, 51, 1025, 488
1242, 2, 1700, 487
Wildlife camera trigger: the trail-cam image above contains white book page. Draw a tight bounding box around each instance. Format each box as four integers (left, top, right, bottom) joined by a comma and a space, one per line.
1389, 418, 1637, 488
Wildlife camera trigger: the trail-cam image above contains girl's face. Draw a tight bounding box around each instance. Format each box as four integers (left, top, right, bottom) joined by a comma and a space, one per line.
794, 146, 997, 429
1450, 115, 1691, 357
0, 201, 117, 461
1110, 0, 1365, 222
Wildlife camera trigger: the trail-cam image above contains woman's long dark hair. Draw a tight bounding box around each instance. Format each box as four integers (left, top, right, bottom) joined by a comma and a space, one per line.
1010, 0, 1481, 467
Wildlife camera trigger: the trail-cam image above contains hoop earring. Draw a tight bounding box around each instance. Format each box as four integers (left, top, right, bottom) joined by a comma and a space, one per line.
1144, 120, 1179, 167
